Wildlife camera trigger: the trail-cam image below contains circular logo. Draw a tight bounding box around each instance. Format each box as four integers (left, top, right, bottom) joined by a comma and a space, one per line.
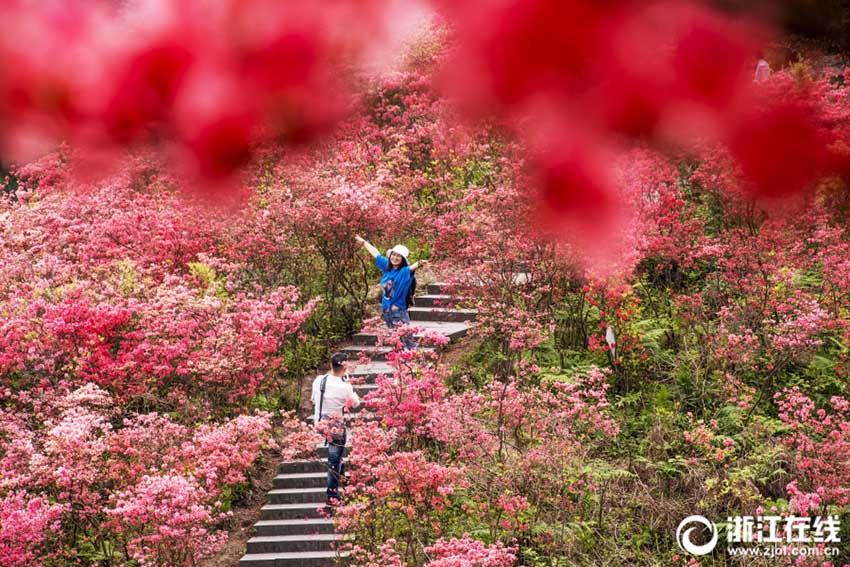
676, 515, 719, 556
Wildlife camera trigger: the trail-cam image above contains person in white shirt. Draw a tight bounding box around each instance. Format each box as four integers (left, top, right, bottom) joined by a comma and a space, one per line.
311, 352, 360, 504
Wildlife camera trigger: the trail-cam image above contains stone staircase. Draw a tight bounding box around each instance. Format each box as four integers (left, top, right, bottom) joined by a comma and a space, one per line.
238, 282, 476, 567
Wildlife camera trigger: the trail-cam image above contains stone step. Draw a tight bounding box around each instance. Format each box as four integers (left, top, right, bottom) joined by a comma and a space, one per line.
238, 282, 479, 567
425, 275, 528, 295
348, 361, 396, 379
352, 320, 469, 346
253, 518, 335, 536
412, 294, 453, 308
408, 306, 477, 323
273, 472, 327, 489
279, 460, 327, 475
426, 282, 449, 295
268, 487, 328, 505
354, 383, 378, 397
238, 551, 349, 567
247, 534, 344, 554
260, 503, 327, 521
339, 345, 435, 362
350, 331, 374, 345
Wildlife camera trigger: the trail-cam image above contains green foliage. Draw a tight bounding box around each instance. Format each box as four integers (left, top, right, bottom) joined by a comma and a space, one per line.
1, 163, 19, 194
74, 536, 128, 566
188, 261, 229, 300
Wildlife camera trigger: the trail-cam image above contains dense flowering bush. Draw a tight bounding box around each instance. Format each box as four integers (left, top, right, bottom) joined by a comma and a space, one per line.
335, 353, 618, 566
6, 0, 848, 231
0, 383, 273, 566
106, 474, 228, 567
776, 388, 850, 509
423, 535, 517, 567
0, 0, 402, 188
0, 491, 64, 567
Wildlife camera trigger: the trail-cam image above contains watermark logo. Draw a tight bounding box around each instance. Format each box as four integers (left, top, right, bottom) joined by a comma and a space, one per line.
676, 515, 719, 556
676, 514, 842, 558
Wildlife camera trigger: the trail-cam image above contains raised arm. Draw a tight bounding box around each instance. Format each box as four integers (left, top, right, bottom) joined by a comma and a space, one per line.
355, 235, 380, 258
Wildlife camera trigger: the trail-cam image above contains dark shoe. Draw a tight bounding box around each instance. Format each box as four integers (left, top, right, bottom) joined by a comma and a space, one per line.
326, 494, 342, 506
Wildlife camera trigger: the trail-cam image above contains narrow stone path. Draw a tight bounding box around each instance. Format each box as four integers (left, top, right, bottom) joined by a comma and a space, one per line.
238, 283, 476, 567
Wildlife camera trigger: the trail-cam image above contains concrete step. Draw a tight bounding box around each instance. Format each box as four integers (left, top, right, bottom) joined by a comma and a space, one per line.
425, 275, 528, 295
412, 294, 453, 308
238, 282, 481, 567
348, 361, 396, 379
247, 534, 344, 554
408, 306, 477, 323
273, 472, 327, 489
253, 518, 335, 536
352, 320, 470, 346
268, 487, 328, 505
426, 282, 450, 295
279, 460, 327, 475
350, 331, 375, 346
260, 503, 327, 521
354, 383, 378, 397
339, 345, 435, 361
238, 551, 349, 567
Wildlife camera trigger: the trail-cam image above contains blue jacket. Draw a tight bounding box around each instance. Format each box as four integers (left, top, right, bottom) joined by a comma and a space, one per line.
376, 254, 412, 311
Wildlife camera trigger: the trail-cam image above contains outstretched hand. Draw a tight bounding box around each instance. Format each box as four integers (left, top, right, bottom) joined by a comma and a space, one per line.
355, 235, 365, 246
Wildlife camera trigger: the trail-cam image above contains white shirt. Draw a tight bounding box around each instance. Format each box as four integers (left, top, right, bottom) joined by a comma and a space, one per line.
311, 372, 361, 424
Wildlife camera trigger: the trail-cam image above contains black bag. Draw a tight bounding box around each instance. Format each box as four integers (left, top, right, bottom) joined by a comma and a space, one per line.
318, 374, 347, 446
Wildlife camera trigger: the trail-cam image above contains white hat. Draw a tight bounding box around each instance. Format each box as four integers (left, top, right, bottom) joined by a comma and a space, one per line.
389, 244, 410, 262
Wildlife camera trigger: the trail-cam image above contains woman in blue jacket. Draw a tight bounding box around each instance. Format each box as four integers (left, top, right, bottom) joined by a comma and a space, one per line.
355, 235, 428, 350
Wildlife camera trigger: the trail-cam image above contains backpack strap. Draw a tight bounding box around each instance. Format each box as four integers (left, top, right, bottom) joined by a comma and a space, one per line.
318, 374, 328, 421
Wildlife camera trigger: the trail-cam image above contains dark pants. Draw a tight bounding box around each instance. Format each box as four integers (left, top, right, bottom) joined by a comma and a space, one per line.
382, 307, 417, 350
319, 414, 346, 501
326, 442, 345, 501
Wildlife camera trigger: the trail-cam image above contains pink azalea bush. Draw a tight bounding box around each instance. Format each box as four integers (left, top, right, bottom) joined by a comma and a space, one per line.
106, 474, 228, 567
0, 384, 273, 566
335, 353, 618, 565
776, 388, 850, 508
0, 491, 64, 567
423, 535, 517, 567
317, 39, 850, 565
0, 152, 320, 412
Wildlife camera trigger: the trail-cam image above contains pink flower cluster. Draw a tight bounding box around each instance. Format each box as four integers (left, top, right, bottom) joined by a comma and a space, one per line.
337, 359, 618, 566
0, 157, 319, 409
0, 491, 64, 567
424, 535, 518, 567
683, 415, 735, 464
776, 388, 850, 508
106, 474, 228, 566
0, 384, 273, 566
277, 410, 323, 460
